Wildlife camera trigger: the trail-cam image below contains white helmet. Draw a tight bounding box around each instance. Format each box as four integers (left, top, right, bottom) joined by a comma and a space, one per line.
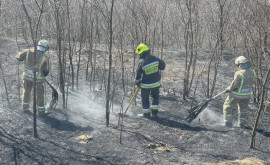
235, 56, 248, 66
38, 39, 49, 49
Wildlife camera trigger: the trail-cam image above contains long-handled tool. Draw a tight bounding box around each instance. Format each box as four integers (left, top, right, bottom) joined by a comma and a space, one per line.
185, 90, 227, 123
123, 87, 140, 115
44, 79, 58, 109
119, 86, 140, 143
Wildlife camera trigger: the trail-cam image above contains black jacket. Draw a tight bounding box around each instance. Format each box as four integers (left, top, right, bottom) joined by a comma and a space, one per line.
135, 51, 165, 88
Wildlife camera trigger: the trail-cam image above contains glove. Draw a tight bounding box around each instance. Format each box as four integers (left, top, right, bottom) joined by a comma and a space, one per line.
134, 80, 141, 87
225, 87, 230, 93
43, 70, 49, 77
136, 82, 140, 87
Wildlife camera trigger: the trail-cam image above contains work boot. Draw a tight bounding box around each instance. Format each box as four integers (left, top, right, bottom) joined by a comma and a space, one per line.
151, 110, 158, 118
225, 121, 232, 127
143, 113, 151, 119
22, 104, 30, 113
238, 119, 247, 128
22, 108, 31, 113
238, 123, 245, 128
238, 121, 247, 128
37, 108, 46, 117
37, 111, 46, 117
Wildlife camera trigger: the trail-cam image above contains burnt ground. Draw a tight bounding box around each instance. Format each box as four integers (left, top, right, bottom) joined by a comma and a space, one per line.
0, 37, 270, 165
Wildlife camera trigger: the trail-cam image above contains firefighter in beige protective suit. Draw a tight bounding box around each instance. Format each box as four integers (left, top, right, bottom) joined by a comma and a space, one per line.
16, 40, 50, 116
223, 56, 256, 127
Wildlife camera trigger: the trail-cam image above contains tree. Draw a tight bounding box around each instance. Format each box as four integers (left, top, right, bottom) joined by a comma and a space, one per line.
21, 0, 46, 138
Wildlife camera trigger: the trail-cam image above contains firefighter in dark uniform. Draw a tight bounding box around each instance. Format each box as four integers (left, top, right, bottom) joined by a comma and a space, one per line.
135, 44, 166, 118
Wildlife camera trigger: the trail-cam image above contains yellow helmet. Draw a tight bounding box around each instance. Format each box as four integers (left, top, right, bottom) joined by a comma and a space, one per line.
136, 44, 149, 55
235, 56, 248, 66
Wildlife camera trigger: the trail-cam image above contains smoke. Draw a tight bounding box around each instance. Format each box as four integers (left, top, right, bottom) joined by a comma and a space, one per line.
63, 88, 121, 128
194, 107, 224, 126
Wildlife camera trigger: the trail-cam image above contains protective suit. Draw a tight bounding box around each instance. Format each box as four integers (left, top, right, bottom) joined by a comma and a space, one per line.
16, 40, 50, 116
223, 56, 256, 127
135, 44, 166, 118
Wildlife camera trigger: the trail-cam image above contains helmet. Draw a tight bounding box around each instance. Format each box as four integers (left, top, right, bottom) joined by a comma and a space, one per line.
136, 44, 149, 55
38, 39, 49, 49
235, 56, 248, 66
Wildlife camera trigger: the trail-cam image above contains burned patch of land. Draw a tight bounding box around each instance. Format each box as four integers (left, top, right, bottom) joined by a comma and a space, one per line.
0, 38, 270, 165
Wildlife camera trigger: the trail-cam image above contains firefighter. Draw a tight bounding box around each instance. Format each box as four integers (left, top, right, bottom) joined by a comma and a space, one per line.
223, 56, 256, 127
16, 40, 50, 116
135, 44, 166, 118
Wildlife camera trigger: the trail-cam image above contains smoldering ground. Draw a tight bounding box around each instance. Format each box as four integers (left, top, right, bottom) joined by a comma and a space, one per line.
194, 107, 224, 126
0, 37, 270, 164
50, 86, 127, 130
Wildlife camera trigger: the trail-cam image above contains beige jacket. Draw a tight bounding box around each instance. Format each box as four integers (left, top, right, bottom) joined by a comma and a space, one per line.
16, 48, 49, 80
227, 67, 256, 99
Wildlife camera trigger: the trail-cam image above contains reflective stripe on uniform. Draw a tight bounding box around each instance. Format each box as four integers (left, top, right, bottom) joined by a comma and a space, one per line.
151, 105, 158, 110
43, 82, 46, 106
37, 107, 45, 112
23, 102, 29, 108
232, 73, 252, 96
225, 114, 232, 120
23, 50, 46, 80
142, 109, 150, 113
240, 117, 247, 122
142, 61, 159, 75
223, 97, 234, 119
142, 61, 159, 69
23, 50, 29, 78
140, 81, 160, 89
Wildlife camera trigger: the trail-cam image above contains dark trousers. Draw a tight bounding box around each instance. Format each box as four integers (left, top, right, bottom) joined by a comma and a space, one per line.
141, 87, 159, 113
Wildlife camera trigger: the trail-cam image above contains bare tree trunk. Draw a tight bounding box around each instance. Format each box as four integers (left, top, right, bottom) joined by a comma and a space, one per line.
250, 67, 270, 148
86, 19, 93, 81
66, 0, 74, 90
183, 0, 195, 100
21, 0, 46, 138
209, 0, 227, 98
250, 32, 270, 148
105, 0, 114, 127
160, 1, 167, 60
76, 0, 86, 90
53, 0, 65, 108
0, 62, 10, 107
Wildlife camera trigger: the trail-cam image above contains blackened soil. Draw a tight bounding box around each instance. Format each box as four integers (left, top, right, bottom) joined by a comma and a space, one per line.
0, 37, 270, 165
0, 93, 270, 165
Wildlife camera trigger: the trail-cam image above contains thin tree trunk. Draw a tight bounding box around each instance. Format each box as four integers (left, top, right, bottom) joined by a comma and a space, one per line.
54, 0, 65, 108
86, 20, 93, 81
0, 62, 10, 107
106, 0, 114, 127
250, 67, 270, 148
21, 0, 45, 138
77, 0, 86, 90
250, 32, 270, 148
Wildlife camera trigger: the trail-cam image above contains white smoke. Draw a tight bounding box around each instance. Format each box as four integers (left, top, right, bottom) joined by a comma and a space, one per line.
64, 88, 121, 128
194, 107, 224, 126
